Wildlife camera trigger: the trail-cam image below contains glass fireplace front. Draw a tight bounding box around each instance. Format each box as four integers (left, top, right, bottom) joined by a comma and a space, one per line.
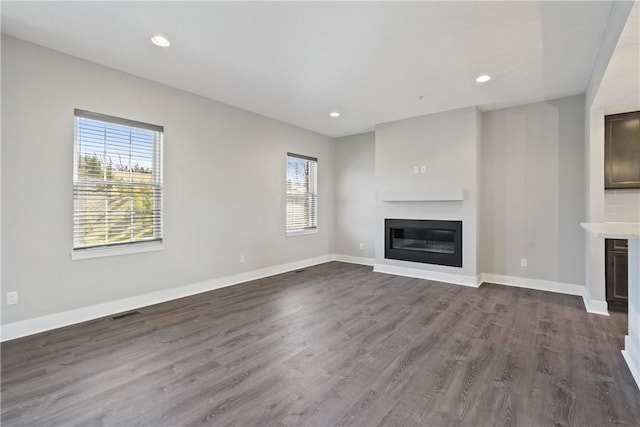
385, 219, 462, 267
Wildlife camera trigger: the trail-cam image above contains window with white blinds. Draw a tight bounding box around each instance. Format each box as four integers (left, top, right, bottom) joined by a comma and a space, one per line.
286, 153, 318, 234
73, 109, 163, 250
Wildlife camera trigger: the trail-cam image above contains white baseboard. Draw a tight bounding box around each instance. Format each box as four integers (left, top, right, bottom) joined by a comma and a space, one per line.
622, 335, 640, 389
373, 263, 480, 287
0, 254, 334, 342
333, 254, 375, 266
581, 294, 610, 316
480, 273, 584, 296
480, 272, 609, 316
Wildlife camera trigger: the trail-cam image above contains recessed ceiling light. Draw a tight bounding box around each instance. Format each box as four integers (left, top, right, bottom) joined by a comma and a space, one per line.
151, 35, 171, 47
329, 111, 340, 118
475, 74, 492, 83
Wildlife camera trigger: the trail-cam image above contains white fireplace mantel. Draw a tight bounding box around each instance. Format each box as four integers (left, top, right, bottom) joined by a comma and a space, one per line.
380, 189, 464, 202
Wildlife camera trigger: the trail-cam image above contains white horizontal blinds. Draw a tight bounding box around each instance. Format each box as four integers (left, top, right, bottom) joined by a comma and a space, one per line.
73, 110, 163, 250
286, 153, 318, 233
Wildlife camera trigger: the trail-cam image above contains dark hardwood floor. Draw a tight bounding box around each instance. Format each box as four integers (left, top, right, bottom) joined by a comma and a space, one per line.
2, 262, 639, 426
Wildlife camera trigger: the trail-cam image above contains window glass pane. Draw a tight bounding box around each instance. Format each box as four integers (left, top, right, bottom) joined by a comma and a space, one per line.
286, 154, 317, 233
74, 112, 163, 249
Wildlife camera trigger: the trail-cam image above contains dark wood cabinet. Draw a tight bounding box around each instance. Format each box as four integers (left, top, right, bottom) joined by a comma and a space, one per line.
605, 111, 640, 189
606, 239, 628, 310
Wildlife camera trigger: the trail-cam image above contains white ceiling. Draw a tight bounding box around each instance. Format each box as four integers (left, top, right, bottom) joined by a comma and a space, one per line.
593, 0, 640, 115
1, 1, 617, 137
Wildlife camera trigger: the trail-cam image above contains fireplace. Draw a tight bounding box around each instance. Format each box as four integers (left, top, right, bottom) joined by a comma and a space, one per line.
385, 219, 462, 267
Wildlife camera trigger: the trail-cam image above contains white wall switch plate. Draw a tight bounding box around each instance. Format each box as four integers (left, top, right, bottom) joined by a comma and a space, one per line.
520, 258, 527, 267
413, 166, 419, 174
421, 165, 426, 173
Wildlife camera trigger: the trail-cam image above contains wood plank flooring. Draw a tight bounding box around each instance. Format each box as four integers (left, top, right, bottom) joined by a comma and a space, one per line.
2, 262, 639, 426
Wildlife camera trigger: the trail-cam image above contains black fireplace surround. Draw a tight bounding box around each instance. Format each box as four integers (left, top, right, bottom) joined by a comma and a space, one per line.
385, 219, 462, 267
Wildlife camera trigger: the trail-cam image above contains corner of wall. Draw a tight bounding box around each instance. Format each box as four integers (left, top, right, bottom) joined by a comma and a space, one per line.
474, 106, 482, 276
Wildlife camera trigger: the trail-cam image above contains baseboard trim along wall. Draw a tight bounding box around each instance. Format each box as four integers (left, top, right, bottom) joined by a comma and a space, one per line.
373, 263, 480, 288
1, 255, 607, 341
622, 335, 640, 389
334, 254, 375, 266
480, 272, 609, 316
480, 273, 585, 296
0, 254, 335, 342
581, 294, 610, 316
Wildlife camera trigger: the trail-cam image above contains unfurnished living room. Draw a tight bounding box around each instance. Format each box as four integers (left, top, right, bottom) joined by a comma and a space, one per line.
1, 1, 640, 426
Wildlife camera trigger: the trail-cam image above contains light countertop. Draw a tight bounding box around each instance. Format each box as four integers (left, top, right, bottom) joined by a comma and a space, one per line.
580, 222, 640, 239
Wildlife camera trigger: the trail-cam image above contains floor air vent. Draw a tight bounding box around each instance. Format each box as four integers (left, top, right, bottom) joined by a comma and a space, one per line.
111, 310, 141, 320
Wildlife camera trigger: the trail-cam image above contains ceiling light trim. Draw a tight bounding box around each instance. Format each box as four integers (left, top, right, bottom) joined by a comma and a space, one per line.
151, 35, 171, 48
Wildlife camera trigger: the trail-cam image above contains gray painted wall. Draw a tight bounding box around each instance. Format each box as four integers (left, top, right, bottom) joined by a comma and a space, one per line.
1, 36, 335, 325
333, 132, 375, 259
374, 107, 480, 278
480, 95, 586, 285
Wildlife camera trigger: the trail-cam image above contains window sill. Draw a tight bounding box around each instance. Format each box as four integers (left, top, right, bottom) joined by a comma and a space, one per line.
71, 242, 165, 260
286, 229, 318, 237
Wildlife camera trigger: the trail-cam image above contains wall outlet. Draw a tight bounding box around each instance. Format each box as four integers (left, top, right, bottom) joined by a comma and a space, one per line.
413, 166, 419, 174
240, 254, 245, 263
7, 291, 18, 305
420, 165, 426, 173
359, 243, 364, 250
520, 258, 527, 267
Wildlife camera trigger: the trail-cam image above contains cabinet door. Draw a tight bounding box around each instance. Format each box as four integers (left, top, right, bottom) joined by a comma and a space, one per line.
605, 111, 640, 189
606, 239, 628, 303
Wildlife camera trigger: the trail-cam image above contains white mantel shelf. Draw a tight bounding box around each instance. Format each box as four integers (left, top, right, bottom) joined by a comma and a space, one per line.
581, 221, 640, 391
381, 189, 464, 202
580, 222, 640, 239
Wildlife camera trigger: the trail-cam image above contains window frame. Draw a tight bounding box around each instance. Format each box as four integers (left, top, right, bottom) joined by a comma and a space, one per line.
286, 152, 318, 236
71, 109, 164, 259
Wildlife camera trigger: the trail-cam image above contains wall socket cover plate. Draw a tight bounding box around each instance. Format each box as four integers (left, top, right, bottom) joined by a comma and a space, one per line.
7, 291, 18, 305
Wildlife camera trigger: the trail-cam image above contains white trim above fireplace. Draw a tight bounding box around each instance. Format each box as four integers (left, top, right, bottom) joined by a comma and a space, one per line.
380, 189, 464, 202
